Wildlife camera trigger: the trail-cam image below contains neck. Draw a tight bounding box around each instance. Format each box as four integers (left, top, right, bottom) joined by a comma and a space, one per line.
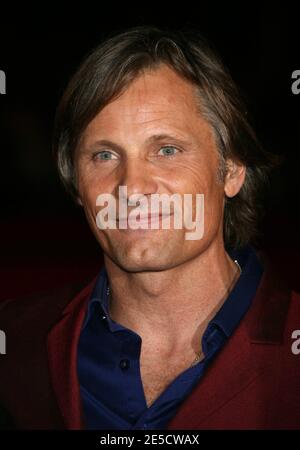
104, 239, 241, 355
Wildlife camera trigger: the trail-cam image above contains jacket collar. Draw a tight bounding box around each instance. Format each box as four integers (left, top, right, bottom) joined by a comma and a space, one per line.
47, 278, 96, 429
245, 255, 291, 344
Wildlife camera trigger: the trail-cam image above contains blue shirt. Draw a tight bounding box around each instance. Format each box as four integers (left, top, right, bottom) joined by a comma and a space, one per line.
77, 246, 263, 430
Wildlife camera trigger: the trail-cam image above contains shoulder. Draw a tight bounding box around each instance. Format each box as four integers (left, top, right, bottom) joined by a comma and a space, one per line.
245, 249, 299, 343
0, 278, 96, 336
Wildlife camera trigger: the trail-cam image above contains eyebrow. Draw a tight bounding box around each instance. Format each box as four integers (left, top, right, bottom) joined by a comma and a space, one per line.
145, 134, 192, 146
86, 140, 124, 153
86, 134, 192, 152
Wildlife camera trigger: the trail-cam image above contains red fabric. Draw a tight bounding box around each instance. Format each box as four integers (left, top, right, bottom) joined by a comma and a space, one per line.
0, 262, 300, 429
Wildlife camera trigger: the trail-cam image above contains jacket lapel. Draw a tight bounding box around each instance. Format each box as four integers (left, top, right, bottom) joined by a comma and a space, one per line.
167, 263, 292, 429
47, 279, 96, 429
166, 319, 260, 428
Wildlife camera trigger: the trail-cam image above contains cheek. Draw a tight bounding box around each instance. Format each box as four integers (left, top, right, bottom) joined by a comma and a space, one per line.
180, 164, 224, 234
79, 181, 98, 213
77, 166, 106, 212
173, 160, 221, 197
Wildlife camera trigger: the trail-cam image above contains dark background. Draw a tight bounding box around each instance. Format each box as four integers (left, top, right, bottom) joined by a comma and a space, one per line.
0, 2, 299, 300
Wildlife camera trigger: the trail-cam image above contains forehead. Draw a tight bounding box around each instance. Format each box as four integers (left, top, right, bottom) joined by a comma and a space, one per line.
111, 64, 199, 114
82, 64, 211, 142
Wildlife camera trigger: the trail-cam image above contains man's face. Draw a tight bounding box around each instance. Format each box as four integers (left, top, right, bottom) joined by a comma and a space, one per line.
75, 65, 228, 272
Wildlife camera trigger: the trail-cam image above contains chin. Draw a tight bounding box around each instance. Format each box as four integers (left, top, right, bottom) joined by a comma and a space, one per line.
99, 228, 209, 272
110, 246, 173, 273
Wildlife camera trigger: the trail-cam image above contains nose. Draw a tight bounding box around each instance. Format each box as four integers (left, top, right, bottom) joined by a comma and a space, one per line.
115, 156, 158, 201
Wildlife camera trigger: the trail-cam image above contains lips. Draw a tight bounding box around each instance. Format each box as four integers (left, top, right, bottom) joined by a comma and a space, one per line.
117, 213, 172, 227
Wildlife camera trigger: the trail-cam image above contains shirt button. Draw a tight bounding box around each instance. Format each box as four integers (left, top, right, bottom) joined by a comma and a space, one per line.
101, 315, 107, 320
119, 359, 130, 370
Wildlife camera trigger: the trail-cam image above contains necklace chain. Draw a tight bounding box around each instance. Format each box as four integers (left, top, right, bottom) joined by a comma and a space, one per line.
190, 259, 241, 367
105, 259, 242, 368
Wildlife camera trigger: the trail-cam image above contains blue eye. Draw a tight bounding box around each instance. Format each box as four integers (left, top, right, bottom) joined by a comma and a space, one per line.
94, 150, 117, 161
158, 146, 179, 157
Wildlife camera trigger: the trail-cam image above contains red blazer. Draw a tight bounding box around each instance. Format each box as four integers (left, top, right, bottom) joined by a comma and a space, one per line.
0, 258, 300, 430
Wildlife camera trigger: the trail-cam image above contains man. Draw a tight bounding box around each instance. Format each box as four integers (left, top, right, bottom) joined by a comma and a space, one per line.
0, 26, 299, 430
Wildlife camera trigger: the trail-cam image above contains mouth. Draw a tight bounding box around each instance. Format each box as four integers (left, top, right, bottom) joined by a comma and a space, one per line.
116, 213, 173, 229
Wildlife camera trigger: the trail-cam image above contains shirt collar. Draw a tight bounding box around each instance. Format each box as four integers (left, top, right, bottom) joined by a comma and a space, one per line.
208, 245, 264, 338
83, 245, 264, 340
82, 265, 109, 330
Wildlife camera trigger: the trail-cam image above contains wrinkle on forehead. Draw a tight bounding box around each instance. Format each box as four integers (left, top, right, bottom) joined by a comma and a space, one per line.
81, 64, 215, 152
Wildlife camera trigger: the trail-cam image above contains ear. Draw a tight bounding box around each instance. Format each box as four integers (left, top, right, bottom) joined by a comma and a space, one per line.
224, 159, 246, 198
